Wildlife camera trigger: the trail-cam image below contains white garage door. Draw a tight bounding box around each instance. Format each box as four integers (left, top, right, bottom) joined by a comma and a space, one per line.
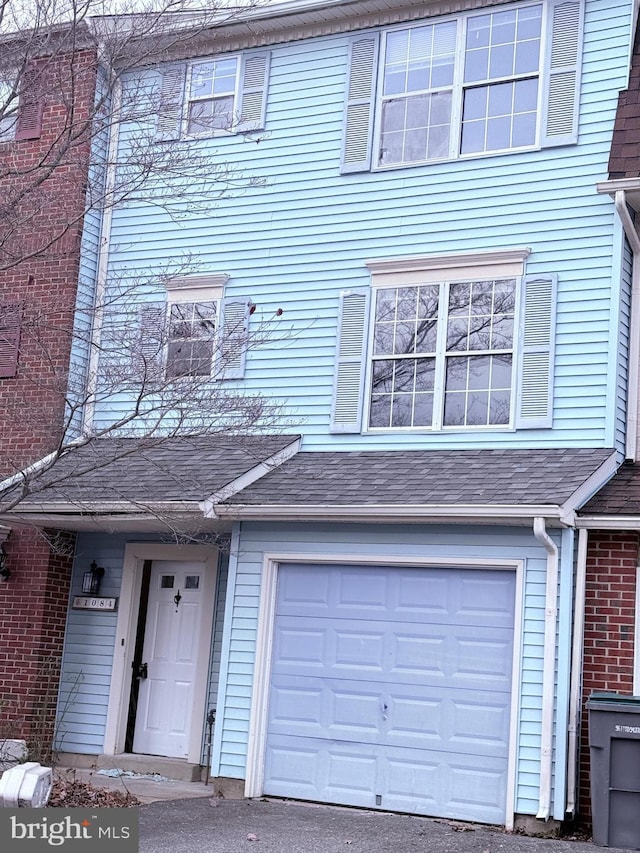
263, 563, 516, 823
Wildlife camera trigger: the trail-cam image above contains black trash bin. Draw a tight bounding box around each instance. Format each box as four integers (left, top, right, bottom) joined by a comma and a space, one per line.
587, 692, 640, 848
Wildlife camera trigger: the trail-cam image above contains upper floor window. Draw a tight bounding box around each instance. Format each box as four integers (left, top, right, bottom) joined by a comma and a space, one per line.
370, 279, 516, 428
155, 51, 270, 142
379, 6, 542, 166
330, 249, 558, 434
138, 274, 251, 382
0, 80, 15, 142
167, 299, 218, 378
186, 57, 240, 136
341, 0, 583, 173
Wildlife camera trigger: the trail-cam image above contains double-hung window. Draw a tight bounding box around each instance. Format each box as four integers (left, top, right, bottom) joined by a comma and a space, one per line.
186, 57, 240, 136
167, 298, 218, 378
341, 0, 583, 172
137, 275, 251, 382
330, 250, 557, 434
155, 51, 271, 141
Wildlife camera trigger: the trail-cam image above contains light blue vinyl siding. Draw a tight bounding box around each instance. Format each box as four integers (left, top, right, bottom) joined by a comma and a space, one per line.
66, 206, 102, 439
213, 521, 567, 819
201, 553, 229, 763
55, 533, 135, 754
88, 0, 634, 454
616, 231, 633, 455
56, 531, 224, 755
66, 76, 111, 438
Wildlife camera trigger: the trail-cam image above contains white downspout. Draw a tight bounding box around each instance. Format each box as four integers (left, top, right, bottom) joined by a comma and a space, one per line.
81, 73, 122, 435
565, 527, 588, 817
534, 516, 559, 820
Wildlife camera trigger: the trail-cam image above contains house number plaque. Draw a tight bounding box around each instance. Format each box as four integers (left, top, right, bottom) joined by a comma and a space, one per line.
72, 596, 118, 611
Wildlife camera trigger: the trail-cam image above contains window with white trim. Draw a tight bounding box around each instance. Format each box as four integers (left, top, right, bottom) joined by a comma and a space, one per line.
370, 278, 516, 428
165, 276, 224, 378
155, 51, 271, 142
330, 250, 557, 434
186, 56, 240, 136
0, 78, 16, 142
167, 298, 218, 377
341, 0, 583, 173
138, 275, 252, 382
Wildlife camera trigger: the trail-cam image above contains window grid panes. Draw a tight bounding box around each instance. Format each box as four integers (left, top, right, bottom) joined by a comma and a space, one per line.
166, 300, 217, 378
379, 21, 456, 165
377, 3, 542, 166
443, 280, 515, 427
0, 80, 15, 142
369, 278, 516, 430
187, 57, 239, 135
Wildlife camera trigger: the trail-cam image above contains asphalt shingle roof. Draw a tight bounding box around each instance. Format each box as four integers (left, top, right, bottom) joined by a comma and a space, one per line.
579, 461, 640, 515
7, 442, 615, 514
222, 448, 614, 507
9, 435, 299, 506
608, 32, 640, 178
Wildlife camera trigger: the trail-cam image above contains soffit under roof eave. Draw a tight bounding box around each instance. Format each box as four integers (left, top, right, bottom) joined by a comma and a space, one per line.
126, 0, 519, 61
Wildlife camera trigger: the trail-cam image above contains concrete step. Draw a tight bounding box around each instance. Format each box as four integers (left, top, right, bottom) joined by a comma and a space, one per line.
95, 753, 202, 782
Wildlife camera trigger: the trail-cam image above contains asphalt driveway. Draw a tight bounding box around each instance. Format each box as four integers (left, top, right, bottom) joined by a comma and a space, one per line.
139, 798, 637, 853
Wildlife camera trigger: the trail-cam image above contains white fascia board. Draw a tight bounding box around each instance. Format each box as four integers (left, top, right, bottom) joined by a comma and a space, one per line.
597, 178, 640, 213
558, 451, 619, 524
200, 436, 301, 517
209, 502, 567, 524
5, 499, 202, 516
576, 515, 640, 530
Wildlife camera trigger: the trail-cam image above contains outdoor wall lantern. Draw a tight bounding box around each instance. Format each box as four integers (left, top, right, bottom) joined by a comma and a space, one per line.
0, 544, 9, 581
82, 561, 105, 595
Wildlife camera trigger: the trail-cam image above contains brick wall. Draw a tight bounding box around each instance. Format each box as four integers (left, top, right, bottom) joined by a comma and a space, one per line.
0, 48, 96, 472
0, 45, 96, 754
0, 527, 75, 756
578, 530, 638, 820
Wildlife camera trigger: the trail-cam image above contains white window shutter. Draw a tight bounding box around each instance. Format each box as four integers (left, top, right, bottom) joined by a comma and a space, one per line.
218, 297, 250, 380
155, 64, 186, 142
138, 303, 166, 378
541, 0, 583, 147
330, 288, 370, 433
237, 52, 270, 132
340, 35, 380, 174
516, 274, 557, 429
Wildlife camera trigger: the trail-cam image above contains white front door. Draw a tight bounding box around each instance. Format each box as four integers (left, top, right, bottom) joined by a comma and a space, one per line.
133, 560, 206, 758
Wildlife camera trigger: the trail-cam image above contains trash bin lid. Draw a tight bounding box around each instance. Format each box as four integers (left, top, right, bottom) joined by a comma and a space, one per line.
587, 691, 640, 708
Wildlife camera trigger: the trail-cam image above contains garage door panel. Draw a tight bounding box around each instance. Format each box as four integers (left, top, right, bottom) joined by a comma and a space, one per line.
383, 750, 507, 823
265, 734, 378, 809
264, 734, 508, 823
269, 674, 510, 757
265, 564, 516, 823
276, 565, 514, 629
387, 693, 511, 756
272, 617, 513, 690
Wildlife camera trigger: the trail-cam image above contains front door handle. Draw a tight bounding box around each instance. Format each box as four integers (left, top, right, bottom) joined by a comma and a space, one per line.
134, 662, 148, 679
